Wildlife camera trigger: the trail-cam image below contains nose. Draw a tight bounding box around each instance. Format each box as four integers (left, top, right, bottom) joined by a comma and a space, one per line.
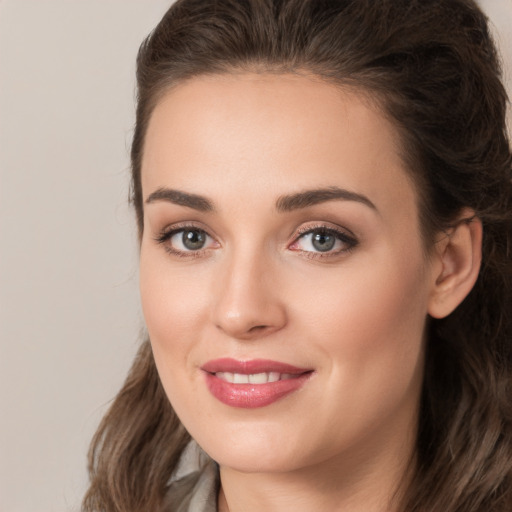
211, 249, 287, 340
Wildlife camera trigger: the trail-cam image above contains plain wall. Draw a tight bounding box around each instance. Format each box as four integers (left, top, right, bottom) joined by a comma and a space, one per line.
0, 2, 171, 511
0, 1, 510, 511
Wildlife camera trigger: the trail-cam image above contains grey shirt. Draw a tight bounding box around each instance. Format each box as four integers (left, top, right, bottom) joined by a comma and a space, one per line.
163, 441, 219, 512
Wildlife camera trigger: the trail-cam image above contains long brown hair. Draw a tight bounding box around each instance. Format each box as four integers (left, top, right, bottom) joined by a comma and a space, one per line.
83, 1, 512, 510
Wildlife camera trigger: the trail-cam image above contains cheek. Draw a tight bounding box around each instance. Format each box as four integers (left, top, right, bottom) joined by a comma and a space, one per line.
288, 252, 429, 453
294, 247, 429, 388
340, 266, 425, 351
139, 247, 207, 364
139, 249, 211, 425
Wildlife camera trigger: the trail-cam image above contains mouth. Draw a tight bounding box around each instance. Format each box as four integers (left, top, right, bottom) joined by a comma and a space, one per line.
214, 371, 297, 384
201, 358, 314, 408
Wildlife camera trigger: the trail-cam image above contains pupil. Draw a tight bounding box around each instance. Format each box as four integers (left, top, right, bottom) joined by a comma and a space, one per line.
182, 230, 206, 250
312, 231, 335, 252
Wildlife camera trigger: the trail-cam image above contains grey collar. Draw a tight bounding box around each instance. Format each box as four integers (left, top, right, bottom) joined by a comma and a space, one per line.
164, 441, 219, 512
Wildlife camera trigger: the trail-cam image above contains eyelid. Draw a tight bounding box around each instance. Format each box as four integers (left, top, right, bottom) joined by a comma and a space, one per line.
293, 222, 357, 239
154, 220, 207, 240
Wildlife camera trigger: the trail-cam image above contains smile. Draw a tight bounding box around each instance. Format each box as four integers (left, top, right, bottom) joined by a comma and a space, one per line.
201, 358, 313, 408
215, 372, 296, 384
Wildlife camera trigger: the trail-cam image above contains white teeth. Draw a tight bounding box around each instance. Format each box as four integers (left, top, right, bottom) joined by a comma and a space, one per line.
215, 372, 294, 384
268, 372, 280, 383
249, 373, 268, 384
233, 373, 249, 384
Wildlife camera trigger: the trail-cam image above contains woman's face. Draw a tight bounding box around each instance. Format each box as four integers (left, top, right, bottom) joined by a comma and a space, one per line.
139, 74, 438, 474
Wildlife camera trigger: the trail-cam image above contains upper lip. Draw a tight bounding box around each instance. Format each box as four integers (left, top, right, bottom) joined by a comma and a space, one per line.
201, 358, 312, 375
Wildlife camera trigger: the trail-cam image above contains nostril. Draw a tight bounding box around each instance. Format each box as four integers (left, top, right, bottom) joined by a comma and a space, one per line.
248, 325, 268, 333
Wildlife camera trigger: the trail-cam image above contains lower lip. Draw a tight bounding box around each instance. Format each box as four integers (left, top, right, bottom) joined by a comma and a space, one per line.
204, 372, 311, 408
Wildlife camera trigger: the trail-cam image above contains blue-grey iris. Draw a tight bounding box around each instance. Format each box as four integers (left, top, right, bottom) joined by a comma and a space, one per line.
312, 230, 336, 252
183, 229, 206, 250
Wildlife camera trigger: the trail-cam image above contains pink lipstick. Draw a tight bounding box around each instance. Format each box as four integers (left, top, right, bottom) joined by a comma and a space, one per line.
201, 358, 313, 408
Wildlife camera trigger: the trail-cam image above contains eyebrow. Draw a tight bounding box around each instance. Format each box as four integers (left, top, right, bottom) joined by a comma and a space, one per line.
275, 186, 377, 212
145, 187, 214, 212
144, 185, 377, 213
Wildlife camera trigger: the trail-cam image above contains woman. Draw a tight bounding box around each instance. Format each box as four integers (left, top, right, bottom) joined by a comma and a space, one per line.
83, 0, 512, 511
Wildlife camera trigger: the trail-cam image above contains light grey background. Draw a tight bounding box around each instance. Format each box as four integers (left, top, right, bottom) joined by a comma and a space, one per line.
0, 1, 510, 511
0, 2, 171, 511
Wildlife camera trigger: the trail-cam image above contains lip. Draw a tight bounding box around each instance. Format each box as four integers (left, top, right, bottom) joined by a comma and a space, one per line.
201, 358, 313, 408
201, 358, 309, 375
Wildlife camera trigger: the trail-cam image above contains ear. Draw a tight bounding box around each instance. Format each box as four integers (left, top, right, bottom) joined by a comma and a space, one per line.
428, 210, 482, 319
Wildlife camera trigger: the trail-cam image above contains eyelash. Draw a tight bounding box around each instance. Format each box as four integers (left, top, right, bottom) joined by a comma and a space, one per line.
154, 223, 358, 260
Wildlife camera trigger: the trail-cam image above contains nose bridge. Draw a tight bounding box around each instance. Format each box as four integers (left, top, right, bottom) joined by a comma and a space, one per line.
211, 240, 286, 339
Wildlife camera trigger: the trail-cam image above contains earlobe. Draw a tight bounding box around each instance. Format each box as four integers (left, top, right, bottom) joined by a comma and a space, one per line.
428, 211, 482, 319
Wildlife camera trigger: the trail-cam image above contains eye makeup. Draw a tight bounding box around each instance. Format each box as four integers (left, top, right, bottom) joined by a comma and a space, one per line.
154, 220, 359, 261
154, 222, 218, 258
288, 223, 359, 260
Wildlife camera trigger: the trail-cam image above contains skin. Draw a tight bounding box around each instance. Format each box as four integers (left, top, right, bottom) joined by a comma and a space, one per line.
138, 73, 479, 511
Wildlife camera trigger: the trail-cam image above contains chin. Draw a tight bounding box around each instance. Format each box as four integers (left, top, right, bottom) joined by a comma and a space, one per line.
212, 446, 305, 474
191, 420, 316, 474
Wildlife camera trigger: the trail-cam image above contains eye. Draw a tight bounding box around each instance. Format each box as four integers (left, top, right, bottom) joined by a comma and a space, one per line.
155, 226, 218, 256
290, 226, 357, 256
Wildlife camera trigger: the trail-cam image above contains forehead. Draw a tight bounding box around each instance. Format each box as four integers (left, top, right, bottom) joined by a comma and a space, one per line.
141, 73, 417, 219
